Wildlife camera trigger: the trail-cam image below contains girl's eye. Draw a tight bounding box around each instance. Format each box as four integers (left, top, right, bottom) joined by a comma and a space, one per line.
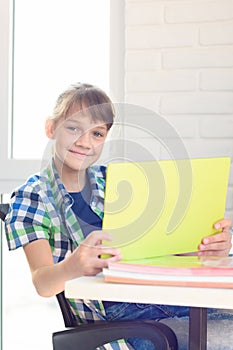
93, 131, 105, 138
66, 126, 79, 133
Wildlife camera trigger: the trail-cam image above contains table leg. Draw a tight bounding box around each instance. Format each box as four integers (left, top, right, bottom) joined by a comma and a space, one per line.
189, 307, 207, 350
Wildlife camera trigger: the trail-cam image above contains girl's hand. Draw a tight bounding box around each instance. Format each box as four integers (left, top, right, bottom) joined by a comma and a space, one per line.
68, 230, 122, 277
198, 218, 232, 256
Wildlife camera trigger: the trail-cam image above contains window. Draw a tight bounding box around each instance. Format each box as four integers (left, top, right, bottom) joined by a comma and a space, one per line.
13, 0, 110, 159
0, 0, 124, 192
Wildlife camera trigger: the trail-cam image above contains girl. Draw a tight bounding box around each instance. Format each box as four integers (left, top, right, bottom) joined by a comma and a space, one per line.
5, 83, 233, 349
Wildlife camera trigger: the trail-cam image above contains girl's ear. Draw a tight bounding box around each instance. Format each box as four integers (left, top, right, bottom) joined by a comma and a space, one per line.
45, 118, 56, 139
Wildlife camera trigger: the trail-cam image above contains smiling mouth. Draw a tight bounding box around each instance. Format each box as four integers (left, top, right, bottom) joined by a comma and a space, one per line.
69, 149, 92, 157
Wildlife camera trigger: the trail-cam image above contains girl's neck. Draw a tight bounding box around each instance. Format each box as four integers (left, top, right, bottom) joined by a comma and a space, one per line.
54, 159, 87, 193
64, 170, 87, 193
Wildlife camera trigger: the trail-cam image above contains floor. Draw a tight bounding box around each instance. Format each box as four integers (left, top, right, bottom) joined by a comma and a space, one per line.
161, 317, 233, 350
3, 299, 64, 350
2, 238, 64, 350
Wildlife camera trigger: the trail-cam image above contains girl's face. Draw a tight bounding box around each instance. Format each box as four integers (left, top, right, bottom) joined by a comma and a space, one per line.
46, 108, 109, 173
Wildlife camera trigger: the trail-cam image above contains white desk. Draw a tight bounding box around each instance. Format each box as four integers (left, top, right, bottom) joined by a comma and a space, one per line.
65, 273, 233, 350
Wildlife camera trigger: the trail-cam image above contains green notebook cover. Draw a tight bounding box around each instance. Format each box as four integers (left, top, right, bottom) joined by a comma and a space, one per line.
102, 157, 230, 260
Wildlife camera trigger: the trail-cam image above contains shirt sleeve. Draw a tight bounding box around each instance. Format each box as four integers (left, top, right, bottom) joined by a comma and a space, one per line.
5, 184, 51, 250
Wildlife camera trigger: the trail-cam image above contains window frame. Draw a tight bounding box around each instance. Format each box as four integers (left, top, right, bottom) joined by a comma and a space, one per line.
0, 0, 125, 194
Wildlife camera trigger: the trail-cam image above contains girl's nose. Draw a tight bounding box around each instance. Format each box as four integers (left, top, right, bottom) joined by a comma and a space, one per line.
75, 131, 91, 148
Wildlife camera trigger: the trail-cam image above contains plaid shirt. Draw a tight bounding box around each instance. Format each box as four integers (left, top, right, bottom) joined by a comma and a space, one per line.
5, 160, 131, 350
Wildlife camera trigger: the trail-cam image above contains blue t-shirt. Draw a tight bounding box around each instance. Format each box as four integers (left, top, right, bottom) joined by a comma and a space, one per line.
69, 179, 102, 238
70, 179, 114, 309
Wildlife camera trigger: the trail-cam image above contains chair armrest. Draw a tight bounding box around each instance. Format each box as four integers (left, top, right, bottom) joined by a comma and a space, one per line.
53, 320, 178, 350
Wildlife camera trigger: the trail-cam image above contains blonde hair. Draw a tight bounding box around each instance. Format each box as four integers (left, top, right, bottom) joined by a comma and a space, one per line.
51, 83, 115, 130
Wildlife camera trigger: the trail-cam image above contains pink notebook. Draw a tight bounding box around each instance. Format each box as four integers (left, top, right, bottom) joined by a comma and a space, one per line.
103, 256, 233, 288
107, 255, 233, 276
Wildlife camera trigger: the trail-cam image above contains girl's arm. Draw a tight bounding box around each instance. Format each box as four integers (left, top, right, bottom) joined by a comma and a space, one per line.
23, 231, 121, 297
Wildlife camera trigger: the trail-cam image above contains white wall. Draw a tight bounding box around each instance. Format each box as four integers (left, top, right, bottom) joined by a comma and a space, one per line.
124, 0, 233, 219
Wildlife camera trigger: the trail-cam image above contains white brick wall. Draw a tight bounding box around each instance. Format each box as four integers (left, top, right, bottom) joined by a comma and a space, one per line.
125, 0, 233, 218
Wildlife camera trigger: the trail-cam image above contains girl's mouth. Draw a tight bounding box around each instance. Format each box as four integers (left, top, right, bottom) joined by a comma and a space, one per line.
69, 149, 92, 157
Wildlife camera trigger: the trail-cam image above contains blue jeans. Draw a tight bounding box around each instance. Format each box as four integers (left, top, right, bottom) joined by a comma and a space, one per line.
104, 302, 233, 350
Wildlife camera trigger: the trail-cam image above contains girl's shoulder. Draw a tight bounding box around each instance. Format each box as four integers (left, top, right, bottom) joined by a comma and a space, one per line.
12, 170, 51, 199
14, 173, 40, 193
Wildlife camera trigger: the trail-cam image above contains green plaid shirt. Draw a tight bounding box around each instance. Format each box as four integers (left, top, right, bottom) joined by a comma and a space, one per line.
5, 160, 131, 350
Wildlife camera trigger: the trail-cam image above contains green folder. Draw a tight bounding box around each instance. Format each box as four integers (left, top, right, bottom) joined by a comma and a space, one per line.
102, 157, 230, 261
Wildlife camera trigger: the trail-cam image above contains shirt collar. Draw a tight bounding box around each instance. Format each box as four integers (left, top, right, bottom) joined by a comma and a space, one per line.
43, 159, 106, 215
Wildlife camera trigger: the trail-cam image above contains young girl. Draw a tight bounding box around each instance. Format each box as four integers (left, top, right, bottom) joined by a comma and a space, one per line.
5, 83, 233, 349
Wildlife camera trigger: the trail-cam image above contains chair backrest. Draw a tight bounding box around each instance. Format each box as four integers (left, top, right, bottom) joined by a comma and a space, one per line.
0, 203, 9, 221
56, 291, 78, 328
0, 202, 77, 328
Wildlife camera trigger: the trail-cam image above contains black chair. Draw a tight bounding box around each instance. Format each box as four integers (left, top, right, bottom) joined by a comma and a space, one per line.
0, 203, 178, 350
